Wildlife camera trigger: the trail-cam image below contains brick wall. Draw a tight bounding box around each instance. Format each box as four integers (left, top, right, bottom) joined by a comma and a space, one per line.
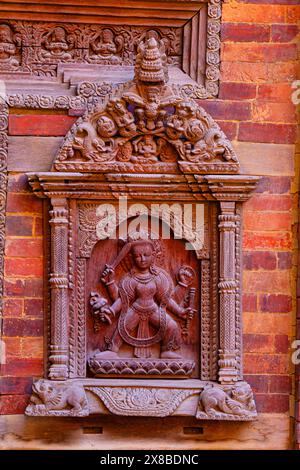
0, 0, 299, 449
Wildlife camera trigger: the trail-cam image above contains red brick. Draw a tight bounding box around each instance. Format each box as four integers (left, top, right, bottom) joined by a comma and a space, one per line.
287, 5, 300, 23
5, 258, 43, 277
8, 114, 77, 136
256, 177, 291, 194
5, 239, 43, 258
0, 395, 30, 415
243, 293, 257, 312
221, 23, 270, 42
243, 375, 268, 393
3, 337, 22, 357
243, 251, 277, 270
7, 174, 30, 192
3, 318, 43, 336
34, 216, 44, 237
3, 298, 23, 317
269, 375, 291, 394
277, 252, 292, 269
257, 83, 294, 102
222, 43, 297, 63
22, 337, 44, 358
223, 4, 286, 24
221, 61, 296, 84
219, 82, 257, 101
245, 195, 292, 212
196, 100, 251, 121
243, 232, 292, 250
6, 216, 33, 236
4, 278, 43, 297
238, 123, 297, 144
6, 193, 43, 214
271, 24, 299, 42
0, 377, 33, 395
252, 101, 296, 124
215, 121, 238, 140
243, 334, 274, 353
260, 294, 292, 313
243, 271, 290, 294
24, 298, 44, 317
244, 354, 289, 374
2, 358, 43, 376
244, 313, 290, 335
255, 394, 289, 413
275, 335, 290, 354
244, 212, 292, 231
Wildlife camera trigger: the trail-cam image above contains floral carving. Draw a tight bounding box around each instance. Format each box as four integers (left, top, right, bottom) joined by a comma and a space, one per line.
86, 387, 198, 417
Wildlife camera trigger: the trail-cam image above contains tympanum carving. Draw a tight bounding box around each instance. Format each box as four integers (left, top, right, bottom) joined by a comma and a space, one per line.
54, 37, 238, 174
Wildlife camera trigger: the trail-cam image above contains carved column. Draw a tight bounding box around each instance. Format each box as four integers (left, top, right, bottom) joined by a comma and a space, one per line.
218, 201, 238, 384
48, 198, 69, 380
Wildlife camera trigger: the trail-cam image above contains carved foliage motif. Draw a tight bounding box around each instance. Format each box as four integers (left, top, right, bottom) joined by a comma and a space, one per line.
87, 386, 197, 417
196, 383, 257, 420
54, 37, 238, 173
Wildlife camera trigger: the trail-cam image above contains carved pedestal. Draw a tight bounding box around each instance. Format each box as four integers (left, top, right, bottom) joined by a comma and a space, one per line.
25, 37, 259, 421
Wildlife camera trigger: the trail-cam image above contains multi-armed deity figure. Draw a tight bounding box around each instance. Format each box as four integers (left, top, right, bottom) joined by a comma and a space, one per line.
90, 232, 196, 360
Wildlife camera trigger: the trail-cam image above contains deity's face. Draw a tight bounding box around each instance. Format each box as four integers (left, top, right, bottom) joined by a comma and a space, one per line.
53, 27, 66, 42
131, 242, 155, 270
102, 29, 113, 43
0, 25, 12, 43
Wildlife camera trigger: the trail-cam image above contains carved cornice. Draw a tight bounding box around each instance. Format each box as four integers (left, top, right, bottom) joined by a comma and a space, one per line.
0, 0, 221, 96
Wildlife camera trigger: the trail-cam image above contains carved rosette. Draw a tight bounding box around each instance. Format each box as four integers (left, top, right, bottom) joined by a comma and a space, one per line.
48, 198, 69, 380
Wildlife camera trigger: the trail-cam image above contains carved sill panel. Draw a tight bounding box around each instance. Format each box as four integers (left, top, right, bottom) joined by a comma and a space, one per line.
25, 379, 257, 421
0, 0, 221, 97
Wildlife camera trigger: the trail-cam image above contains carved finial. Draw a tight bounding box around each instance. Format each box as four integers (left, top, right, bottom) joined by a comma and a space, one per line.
135, 37, 167, 84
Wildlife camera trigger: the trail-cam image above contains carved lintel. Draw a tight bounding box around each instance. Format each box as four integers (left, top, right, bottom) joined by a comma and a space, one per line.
48, 198, 69, 380
218, 201, 238, 384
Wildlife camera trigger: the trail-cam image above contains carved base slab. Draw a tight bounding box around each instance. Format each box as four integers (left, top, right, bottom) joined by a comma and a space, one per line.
25, 379, 257, 421
88, 357, 196, 377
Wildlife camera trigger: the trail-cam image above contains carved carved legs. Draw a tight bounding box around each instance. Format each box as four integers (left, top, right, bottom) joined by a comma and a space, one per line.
218, 201, 238, 384
48, 198, 69, 380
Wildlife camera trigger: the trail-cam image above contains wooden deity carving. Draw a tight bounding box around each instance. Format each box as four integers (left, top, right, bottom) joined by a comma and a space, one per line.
89, 232, 197, 377
25, 32, 259, 420
41, 26, 73, 61
89, 28, 123, 63
0, 23, 19, 68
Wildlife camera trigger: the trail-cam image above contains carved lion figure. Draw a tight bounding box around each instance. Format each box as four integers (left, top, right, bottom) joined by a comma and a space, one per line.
199, 383, 256, 418
29, 380, 88, 415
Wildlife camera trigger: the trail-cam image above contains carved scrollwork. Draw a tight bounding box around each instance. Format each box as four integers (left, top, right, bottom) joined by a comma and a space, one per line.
86, 386, 198, 417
